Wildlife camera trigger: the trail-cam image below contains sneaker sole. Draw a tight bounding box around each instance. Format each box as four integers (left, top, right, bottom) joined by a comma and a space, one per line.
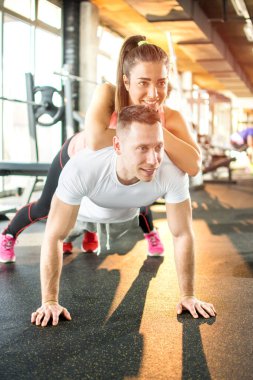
81, 245, 99, 253
147, 252, 165, 257
0, 258, 16, 263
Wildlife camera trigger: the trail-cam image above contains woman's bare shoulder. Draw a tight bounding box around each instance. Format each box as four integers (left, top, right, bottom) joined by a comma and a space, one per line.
96, 82, 115, 98
163, 105, 181, 120
162, 105, 186, 130
90, 82, 115, 111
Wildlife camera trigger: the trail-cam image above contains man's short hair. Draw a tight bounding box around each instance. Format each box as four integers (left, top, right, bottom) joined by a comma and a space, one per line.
117, 105, 161, 135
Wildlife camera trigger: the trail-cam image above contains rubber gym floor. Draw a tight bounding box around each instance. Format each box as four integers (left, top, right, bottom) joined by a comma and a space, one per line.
0, 175, 253, 380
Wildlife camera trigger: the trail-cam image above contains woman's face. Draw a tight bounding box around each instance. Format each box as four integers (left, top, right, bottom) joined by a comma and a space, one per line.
124, 61, 169, 112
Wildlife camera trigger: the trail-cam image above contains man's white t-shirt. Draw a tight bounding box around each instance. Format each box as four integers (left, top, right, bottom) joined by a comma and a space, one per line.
55, 147, 189, 223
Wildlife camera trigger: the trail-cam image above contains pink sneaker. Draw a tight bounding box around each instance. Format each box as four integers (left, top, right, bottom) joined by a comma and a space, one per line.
0, 233, 16, 263
144, 230, 164, 257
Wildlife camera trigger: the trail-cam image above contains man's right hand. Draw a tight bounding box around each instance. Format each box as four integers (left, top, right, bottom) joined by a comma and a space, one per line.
31, 302, 71, 327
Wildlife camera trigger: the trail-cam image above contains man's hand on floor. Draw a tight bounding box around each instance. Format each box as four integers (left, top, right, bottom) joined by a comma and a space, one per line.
177, 296, 216, 319
31, 302, 71, 327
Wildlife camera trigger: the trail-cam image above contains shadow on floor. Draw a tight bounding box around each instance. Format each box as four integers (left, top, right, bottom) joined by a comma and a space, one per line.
178, 313, 216, 380
191, 184, 253, 278
0, 246, 163, 379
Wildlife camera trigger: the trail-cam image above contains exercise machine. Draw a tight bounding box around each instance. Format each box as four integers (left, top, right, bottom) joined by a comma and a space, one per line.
0, 73, 64, 215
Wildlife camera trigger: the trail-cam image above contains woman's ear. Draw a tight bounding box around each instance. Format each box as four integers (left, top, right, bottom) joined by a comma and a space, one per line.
123, 74, 130, 91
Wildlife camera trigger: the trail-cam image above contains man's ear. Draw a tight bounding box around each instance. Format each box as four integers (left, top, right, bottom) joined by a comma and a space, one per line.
113, 136, 121, 155
123, 74, 130, 91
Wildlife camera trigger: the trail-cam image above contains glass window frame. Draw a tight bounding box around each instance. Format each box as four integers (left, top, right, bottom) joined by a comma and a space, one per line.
0, 0, 62, 194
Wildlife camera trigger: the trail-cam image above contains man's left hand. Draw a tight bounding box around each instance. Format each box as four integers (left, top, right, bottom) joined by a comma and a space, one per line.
176, 296, 216, 319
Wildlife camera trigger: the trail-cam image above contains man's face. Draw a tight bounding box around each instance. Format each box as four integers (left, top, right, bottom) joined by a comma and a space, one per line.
114, 121, 164, 185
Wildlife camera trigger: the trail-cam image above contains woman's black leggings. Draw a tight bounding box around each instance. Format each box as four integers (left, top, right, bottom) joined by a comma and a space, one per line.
139, 206, 154, 233
3, 138, 72, 238
3, 139, 154, 238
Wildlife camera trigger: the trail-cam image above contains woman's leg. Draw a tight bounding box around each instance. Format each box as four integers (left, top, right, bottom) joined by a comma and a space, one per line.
139, 206, 164, 257
2, 138, 72, 239
139, 206, 154, 233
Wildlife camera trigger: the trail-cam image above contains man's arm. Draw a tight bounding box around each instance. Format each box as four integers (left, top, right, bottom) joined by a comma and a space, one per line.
166, 199, 216, 318
31, 195, 80, 327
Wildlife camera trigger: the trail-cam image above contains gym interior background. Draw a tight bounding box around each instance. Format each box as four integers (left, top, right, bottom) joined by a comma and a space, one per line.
0, 0, 253, 202
0, 0, 123, 199
0, 1, 252, 379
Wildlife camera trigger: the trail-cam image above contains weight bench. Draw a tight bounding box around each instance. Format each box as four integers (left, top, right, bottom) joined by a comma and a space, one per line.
0, 162, 50, 176
202, 155, 236, 184
0, 162, 50, 215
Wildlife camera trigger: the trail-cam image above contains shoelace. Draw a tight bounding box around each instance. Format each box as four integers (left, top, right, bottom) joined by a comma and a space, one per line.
149, 235, 159, 247
2, 239, 14, 250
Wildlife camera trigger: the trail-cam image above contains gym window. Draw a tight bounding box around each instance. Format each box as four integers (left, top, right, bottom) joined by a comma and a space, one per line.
0, 0, 62, 194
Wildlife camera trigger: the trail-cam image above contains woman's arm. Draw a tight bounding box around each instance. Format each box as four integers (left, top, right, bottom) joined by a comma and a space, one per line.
163, 107, 201, 176
85, 82, 116, 150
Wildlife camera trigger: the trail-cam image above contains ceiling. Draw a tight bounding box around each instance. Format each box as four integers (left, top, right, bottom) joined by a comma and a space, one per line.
91, 0, 253, 98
